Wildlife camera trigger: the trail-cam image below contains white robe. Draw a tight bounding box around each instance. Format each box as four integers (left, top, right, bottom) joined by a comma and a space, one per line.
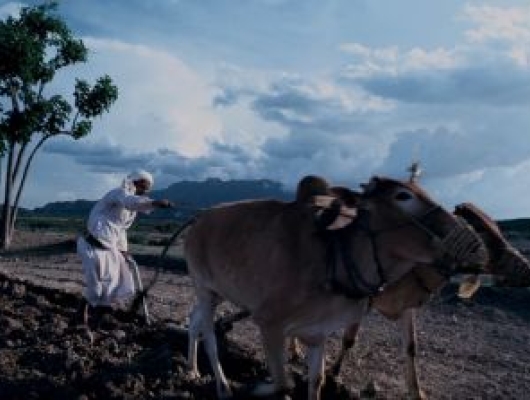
77, 186, 155, 306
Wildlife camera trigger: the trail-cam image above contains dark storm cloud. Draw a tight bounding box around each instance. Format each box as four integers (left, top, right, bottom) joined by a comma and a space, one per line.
249, 77, 378, 134
42, 137, 260, 185
43, 140, 152, 172
356, 64, 530, 106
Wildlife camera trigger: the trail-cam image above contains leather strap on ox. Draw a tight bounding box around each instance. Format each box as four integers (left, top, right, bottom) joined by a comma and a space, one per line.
325, 198, 488, 299
325, 209, 386, 299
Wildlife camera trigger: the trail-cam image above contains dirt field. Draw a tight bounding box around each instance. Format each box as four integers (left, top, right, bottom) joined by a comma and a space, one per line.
1, 230, 530, 399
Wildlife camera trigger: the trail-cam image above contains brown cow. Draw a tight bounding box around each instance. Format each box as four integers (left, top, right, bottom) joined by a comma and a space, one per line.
325, 201, 530, 399
183, 176, 487, 400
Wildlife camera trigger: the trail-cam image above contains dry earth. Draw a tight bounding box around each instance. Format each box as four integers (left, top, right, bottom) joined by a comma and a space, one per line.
1, 230, 530, 400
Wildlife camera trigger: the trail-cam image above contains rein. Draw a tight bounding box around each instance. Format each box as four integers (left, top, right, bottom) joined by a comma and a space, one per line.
365, 199, 487, 274
324, 195, 486, 299
129, 216, 199, 317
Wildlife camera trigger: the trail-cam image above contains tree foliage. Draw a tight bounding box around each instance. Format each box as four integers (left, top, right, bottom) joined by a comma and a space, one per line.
0, 1, 118, 248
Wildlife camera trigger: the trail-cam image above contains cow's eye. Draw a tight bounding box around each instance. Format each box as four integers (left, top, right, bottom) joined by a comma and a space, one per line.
395, 191, 412, 201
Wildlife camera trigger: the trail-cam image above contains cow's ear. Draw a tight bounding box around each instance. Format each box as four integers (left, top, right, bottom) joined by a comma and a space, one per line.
457, 275, 481, 299
325, 213, 357, 230
312, 196, 357, 230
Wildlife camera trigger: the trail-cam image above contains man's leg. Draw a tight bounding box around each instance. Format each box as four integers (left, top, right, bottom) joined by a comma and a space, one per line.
76, 297, 90, 326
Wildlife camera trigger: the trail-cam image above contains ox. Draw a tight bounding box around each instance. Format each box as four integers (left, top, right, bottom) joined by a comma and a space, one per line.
325, 201, 530, 399
183, 176, 487, 400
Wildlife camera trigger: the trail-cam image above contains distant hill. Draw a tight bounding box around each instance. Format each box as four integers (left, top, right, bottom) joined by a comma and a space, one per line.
31, 199, 94, 217
498, 218, 530, 239
31, 178, 294, 220
154, 177, 290, 207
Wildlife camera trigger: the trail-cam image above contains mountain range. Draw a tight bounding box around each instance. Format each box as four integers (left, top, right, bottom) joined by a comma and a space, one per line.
30, 178, 294, 220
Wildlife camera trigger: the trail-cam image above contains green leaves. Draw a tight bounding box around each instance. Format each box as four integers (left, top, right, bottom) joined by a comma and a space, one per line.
74, 76, 118, 119
0, 1, 118, 144
0, 1, 79, 83
72, 120, 92, 139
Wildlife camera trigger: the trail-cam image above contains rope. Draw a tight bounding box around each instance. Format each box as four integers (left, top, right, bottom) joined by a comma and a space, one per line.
129, 216, 199, 317
440, 216, 489, 267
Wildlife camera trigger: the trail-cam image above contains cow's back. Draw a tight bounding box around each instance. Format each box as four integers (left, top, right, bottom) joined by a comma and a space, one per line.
184, 199, 327, 314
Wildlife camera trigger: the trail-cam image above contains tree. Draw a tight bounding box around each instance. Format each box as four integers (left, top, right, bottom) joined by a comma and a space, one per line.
0, 1, 118, 249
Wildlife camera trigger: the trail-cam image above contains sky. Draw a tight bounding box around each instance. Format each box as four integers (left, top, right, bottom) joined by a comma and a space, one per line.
0, 0, 529, 219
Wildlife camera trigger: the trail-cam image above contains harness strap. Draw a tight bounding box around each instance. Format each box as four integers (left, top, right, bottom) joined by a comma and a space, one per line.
325, 235, 367, 299
366, 229, 387, 285
337, 229, 384, 296
324, 210, 386, 299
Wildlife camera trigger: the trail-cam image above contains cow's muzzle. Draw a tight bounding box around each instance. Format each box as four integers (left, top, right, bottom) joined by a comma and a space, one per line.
432, 216, 489, 274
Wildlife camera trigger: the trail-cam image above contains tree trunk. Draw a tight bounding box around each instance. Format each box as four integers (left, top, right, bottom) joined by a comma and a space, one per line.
10, 137, 48, 235
1, 143, 15, 249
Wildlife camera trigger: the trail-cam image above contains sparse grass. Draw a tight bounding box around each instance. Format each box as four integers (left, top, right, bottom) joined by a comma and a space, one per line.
16, 216, 85, 233
15, 215, 182, 241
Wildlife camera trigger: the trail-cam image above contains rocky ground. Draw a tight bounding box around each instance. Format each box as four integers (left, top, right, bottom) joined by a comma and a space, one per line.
1, 230, 530, 399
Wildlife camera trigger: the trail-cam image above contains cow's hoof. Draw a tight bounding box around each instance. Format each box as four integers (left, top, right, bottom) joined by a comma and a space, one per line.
187, 369, 201, 380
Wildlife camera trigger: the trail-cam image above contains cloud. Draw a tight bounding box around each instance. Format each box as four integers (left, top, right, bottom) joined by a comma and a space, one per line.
381, 123, 530, 179
462, 4, 530, 44
249, 75, 394, 127
42, 136, 265, 190
204, 29, 530, 190
44, 139, 153, 173
338, 35, 529, 106
50, 37, 222, 157
338, 43, 459, 78
461, 4, 530, 67
355, 63, 530, 105
0, 2, 22, 19
425, 158, 530, 219
212, 63, 269, 107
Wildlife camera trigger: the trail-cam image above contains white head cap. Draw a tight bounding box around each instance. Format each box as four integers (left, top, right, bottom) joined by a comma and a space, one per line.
122, 169, 154, 192
127, 169, 154, 186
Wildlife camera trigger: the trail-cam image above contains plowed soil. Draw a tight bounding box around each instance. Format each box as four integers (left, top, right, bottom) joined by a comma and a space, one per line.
1, 231, 529, 399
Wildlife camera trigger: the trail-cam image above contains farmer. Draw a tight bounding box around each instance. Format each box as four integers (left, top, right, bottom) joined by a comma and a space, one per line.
76, 169, 173, 328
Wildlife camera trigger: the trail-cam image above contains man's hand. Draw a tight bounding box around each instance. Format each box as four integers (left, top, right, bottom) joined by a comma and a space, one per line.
153, 199, 174, 209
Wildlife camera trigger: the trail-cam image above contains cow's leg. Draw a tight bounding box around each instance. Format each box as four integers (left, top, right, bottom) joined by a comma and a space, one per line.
400, 308, 425, 400
187, 300, 202, 379
330, 322, 360, 376
303, 338, 326, 400
252, 326, 291, 397
187, 289, 232, 399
